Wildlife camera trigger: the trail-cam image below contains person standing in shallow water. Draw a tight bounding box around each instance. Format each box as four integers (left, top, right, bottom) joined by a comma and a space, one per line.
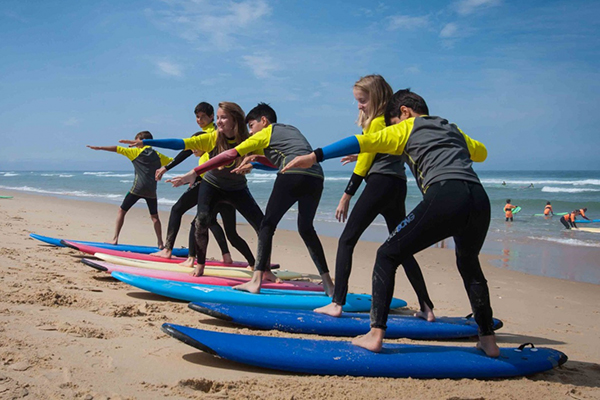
282, 89, 500, 358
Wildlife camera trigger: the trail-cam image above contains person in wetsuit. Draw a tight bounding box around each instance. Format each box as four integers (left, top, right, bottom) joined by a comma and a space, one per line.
282, 89, 499, 358
87, 131, 172, 248
121, 102, 265, 278
150, 102, 255, 269
312, 75, 434, 321
165, 102, 335, 295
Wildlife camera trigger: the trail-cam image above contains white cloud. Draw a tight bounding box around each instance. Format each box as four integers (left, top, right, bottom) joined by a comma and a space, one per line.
440, 22, 459, 38
405, 66, 420, 74
156, 60, 183, 77
242, 55, 280, 79
63, 117, 80, 126
147, 0, 271, 50
455, 0, 501, 15
387, 14, 429, 30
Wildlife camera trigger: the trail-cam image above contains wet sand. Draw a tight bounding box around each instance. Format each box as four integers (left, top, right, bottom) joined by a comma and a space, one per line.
1, 189, 599, 399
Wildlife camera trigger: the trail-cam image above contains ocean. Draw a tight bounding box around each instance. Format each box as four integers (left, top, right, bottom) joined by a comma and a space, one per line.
2, 169, 600, 285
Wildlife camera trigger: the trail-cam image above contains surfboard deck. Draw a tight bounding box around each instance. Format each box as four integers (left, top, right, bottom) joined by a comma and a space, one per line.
96, 253, 301, 280
573, 219, 600, 224
81, 259, 322, 292
112, 272, 406, 312
534, 212, 568, 216
0, 196, 13, 199
161, 323, 567, 379
573, 227, 600, 233
30, 233, 189, 257
511, 206, 522, 214
188, 302, 503, 339
64, 240, 280, 269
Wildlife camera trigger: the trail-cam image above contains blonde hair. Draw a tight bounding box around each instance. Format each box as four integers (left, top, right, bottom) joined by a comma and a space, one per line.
215, 102, 249, 166
354, 75, 393, 130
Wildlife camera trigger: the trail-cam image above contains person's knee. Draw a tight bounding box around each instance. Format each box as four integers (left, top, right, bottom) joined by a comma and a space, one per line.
150, 214, 160, 222
196, 211, 211, 227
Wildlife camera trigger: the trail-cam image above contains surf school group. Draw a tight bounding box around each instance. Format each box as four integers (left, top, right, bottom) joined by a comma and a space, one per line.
503, 199, 598, 231
29, 74, 567, 378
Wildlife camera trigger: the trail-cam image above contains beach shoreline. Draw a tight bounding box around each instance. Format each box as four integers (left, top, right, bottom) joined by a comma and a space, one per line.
1, 189, 599, 399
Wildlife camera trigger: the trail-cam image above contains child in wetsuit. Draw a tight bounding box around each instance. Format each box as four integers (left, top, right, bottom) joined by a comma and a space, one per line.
282, 89, 499, 358
504, 199, 517, 222
87, 131, 172, 248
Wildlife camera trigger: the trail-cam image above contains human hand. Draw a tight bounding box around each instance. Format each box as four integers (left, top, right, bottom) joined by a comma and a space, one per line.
335, 193, 352, 222
119, 139, 143, 148
341, 154, 358, 166
166, 170, 196, 188
87, 145, 102, 151
155, 166, 167, 181
281, 153, 317, 173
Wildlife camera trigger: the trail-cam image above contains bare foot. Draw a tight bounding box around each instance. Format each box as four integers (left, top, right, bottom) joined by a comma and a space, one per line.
414, 303, 436, 322
178, 257, 195, 268
476, 335, 500, 358
314, 302, 343, 317
151, 248, 172, 259
157, 242, 164, 250
263, 270, 281, 283
222, 253, 233, 264
320, 273, 335, 297
191, 264, 205, 277
351, 329, 385, 353
233, 280, 261, 294
106, 239, 118, 245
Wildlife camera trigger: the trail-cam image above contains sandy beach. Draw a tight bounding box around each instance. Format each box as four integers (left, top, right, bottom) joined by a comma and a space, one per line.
1, 189, 599, 399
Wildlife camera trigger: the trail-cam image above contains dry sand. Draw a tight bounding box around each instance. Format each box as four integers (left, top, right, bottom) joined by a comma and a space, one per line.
0, 189, 599, 399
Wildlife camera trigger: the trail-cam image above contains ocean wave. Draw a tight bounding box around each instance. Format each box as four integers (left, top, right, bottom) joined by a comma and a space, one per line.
0, 185, 122, 200
157, 198, 176, 206
529, 236, 600, 248
0, 172, 19, 177
481, 178, 600, 186
541, 186, 600, 193
120, 180, 133, 183
84, 172, 133, 178
40, 173, 74, 178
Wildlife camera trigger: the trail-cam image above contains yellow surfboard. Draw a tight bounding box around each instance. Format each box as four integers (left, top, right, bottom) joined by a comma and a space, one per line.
573, 227, 600, 234
94, 253, 303, 280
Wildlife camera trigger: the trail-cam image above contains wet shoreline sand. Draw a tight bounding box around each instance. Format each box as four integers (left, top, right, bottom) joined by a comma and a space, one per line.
1, 189, 599, 399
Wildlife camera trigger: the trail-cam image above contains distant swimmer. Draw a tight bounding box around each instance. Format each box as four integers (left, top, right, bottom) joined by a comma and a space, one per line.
501, 181, 506, 186
544, 201, 554, 216
529, 183, 534, 188
504, 199, 517, 222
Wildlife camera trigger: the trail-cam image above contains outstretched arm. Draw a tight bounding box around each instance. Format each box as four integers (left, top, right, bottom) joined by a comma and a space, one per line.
87, 145, 118, 152
193, 148, 240, 176
281, 136, 361, 173
119, 138, 185, 150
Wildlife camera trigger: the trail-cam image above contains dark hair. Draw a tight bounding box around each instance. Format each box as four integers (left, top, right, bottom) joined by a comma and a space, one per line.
194, 102, 214, 118
546, 201, 551, 205
506, 199, 511, 203
384, 88, 429, 126
135, 131, 153, 140
245, 102, 277, 124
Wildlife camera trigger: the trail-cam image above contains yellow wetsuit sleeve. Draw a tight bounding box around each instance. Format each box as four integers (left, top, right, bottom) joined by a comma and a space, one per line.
356, 118, 413, 156
457, 127, 487, 162
183, 131, 217, 152
353, 115, 387, 177
157, 151, 173, 167
116, 146, 144, 161
235, 125, 271, 156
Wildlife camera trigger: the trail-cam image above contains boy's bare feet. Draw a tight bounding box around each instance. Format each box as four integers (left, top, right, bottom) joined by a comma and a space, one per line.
107, 239, 118, 245
476, 335, 500, 358
351, 328, 385, 353
191, 264, 205, 277
222, 253, 233, 264
178, 257, 195, 269
150, 248, 173, 259
314, 302, 343, 317
263, 269, 281, 283
233, 271, 263, 294
414, 303, 436, 322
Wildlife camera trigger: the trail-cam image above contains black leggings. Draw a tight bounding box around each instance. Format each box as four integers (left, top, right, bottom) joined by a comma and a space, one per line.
255, 174, 329, 275
195, 183, 263, 265
163, 180, 230, 255
370, 180, 494, 336
332, 174, 433, 312
188, 201, 256, 265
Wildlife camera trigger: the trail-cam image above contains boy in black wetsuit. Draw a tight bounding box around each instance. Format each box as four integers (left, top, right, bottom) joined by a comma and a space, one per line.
283, 89, 499, 357
87, 131, 172, 248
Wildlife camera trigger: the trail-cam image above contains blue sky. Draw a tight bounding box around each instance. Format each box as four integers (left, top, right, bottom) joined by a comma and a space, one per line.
1, 0, 599, 171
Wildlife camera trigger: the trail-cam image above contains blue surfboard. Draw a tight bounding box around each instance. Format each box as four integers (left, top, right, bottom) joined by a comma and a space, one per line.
112, 272, 406, 312
162, 323, 567, 379
189, 302, 503, 340
29, 233, 189, 257
574, 219, 600, 223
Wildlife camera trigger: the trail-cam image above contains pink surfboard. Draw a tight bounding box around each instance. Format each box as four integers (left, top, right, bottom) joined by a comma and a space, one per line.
81, 258, 323, 292
64, 241, 280, 269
